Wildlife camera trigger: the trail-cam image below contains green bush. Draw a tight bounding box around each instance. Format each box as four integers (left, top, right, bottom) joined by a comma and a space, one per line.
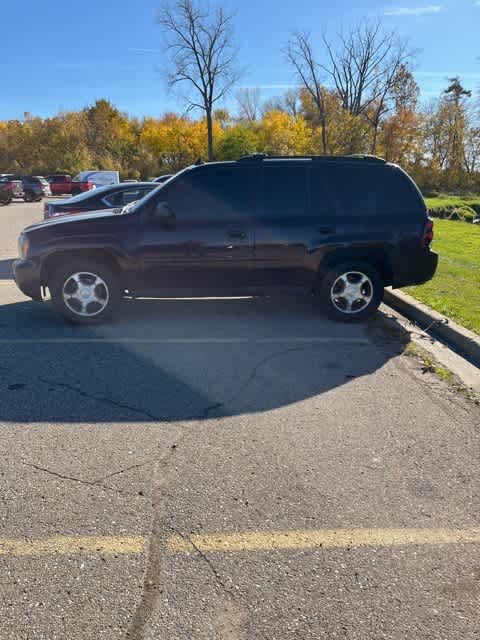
425, 196, 480, 223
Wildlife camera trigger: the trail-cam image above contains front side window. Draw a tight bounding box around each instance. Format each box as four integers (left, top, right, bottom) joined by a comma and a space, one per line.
259, 164, 307, 217
165, 167, 250, 219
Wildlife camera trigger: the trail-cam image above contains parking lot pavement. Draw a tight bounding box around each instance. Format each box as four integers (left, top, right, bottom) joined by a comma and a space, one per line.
0, 202, 479, 639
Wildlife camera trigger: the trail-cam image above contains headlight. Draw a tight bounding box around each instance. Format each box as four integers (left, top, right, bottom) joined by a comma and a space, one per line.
18, 233, 30, 258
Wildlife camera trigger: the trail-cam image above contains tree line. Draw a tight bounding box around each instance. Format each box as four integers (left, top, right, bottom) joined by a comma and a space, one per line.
1, 0, 479, 193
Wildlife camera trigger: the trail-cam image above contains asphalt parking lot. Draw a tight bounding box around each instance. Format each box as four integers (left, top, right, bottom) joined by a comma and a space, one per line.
0, 200, 479, 639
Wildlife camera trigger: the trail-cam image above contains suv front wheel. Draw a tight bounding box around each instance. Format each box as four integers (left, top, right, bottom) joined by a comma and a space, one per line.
49, 260, 121, 324
319, 262, 384, 322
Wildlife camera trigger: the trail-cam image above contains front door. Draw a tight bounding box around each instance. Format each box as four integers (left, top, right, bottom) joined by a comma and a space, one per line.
137, 165, 254, 294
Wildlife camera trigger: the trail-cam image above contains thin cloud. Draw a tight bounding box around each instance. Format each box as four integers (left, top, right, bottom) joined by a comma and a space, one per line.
416, 71, 480, 79
384, 5, 443, 16
128, 47, 163, 55
238, 83, 299, 90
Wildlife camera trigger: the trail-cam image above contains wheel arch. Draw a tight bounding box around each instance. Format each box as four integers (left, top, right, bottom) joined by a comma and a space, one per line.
317, 247, 393, 287
40, 249, 124, 288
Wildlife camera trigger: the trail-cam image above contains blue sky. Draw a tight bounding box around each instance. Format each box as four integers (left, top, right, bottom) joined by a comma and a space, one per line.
1, 0, 479, 120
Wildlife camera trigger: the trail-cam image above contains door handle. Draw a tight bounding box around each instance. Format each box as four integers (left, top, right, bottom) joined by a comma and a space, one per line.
318, 226, 335, 234
228, 230, 247, 239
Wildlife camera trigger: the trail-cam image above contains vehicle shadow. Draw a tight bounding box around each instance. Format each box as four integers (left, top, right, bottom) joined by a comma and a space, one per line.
0, 297, 407, 423
0, 258, 14, 280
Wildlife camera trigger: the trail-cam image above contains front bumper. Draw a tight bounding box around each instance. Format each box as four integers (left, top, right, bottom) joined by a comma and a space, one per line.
13, 259, 42, 301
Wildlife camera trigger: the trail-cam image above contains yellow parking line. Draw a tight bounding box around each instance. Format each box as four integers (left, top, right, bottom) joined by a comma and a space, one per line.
0, 535, 145, 557
0, 337, 371, 345
1, 528, 480, 557
167, 528, 480, 554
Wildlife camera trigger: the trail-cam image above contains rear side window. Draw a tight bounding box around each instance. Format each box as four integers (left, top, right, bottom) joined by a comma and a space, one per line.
259, 164, 307, 216
165, 167, 250, 219
321, 165, 424, 215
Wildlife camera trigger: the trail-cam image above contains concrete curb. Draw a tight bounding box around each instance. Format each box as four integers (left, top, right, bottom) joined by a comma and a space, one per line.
383, 288, 480, 368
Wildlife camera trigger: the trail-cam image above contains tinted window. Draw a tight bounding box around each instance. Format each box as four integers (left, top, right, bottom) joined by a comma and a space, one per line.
67, 185, 117, 203
260, 164, 307, 216
165, 167, 249, 219
321, 164, 424, 215
106, 186, 153, 207
310, 168, 332, 215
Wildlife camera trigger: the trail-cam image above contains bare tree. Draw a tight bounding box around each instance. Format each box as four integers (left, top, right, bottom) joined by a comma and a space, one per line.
322, 20, 411, 115
235, 87, 261, 122
286, 32, 329, 153
159, 0, 241, 161
319, 20, 413, 153
263, 89, 301, 118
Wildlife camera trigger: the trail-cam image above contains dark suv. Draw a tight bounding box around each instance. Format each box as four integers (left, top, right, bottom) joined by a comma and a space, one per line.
13, 155, 437, 324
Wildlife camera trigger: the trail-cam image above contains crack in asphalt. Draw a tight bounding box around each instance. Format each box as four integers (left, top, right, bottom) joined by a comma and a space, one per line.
22, 462, 145, 498
97, 461, 157, 483
23, 462, 100, 488
170, 527, 233, 595
37, 376, 165, 422
125, 451, 180, 640
203, 345, 315, 417
1, 363, 166, 421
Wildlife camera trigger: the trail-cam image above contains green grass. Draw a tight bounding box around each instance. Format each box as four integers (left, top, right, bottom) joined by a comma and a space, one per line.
425, 195, 480, 223
404, 218, 480, 335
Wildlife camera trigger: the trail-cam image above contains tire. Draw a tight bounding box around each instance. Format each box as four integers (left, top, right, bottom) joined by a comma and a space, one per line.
24, 191, 34, 203
49, 260, 121, 325
318, 261, 384, 322
72, 189, 81, 196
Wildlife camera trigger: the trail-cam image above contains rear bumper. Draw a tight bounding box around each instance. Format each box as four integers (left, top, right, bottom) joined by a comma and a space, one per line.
392, 250, 438, 288
13, 259, 42, 301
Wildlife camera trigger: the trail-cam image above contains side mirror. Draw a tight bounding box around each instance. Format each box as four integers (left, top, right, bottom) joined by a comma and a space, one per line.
153, 201, 175, 221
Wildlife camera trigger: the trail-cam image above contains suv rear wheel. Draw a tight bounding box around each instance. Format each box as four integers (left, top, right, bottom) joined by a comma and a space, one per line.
49, 260, 121, 324
319, 262, 384, 322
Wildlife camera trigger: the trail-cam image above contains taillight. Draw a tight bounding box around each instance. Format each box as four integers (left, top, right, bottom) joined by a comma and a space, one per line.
422, 219, 434, 248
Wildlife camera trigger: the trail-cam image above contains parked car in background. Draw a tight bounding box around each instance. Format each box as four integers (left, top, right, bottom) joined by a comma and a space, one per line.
0, 174, 24, 200
46, 174, 72, 195
0, 182, 12, 205
14, 154, 438, 325
153, 174, 173, 184
43, 182, 158, 219
21, 176, 51, 201
73, 171, 120, 189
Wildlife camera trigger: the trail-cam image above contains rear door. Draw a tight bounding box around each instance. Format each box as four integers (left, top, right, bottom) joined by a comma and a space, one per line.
251, 160, 333, 289
137, 165, 254, 293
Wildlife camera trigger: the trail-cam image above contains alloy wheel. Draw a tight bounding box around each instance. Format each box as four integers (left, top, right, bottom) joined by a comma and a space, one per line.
62, 271, 110, 317
330, 271, 374, 315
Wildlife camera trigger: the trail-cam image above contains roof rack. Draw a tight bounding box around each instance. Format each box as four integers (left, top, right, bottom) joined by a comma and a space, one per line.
237, 153, 386, 164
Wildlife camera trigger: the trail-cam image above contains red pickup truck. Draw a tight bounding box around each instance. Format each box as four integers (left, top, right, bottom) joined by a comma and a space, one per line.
46, 174, 95, 196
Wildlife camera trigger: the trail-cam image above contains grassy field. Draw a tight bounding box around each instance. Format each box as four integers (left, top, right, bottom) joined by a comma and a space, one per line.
404, 218, 480, 335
